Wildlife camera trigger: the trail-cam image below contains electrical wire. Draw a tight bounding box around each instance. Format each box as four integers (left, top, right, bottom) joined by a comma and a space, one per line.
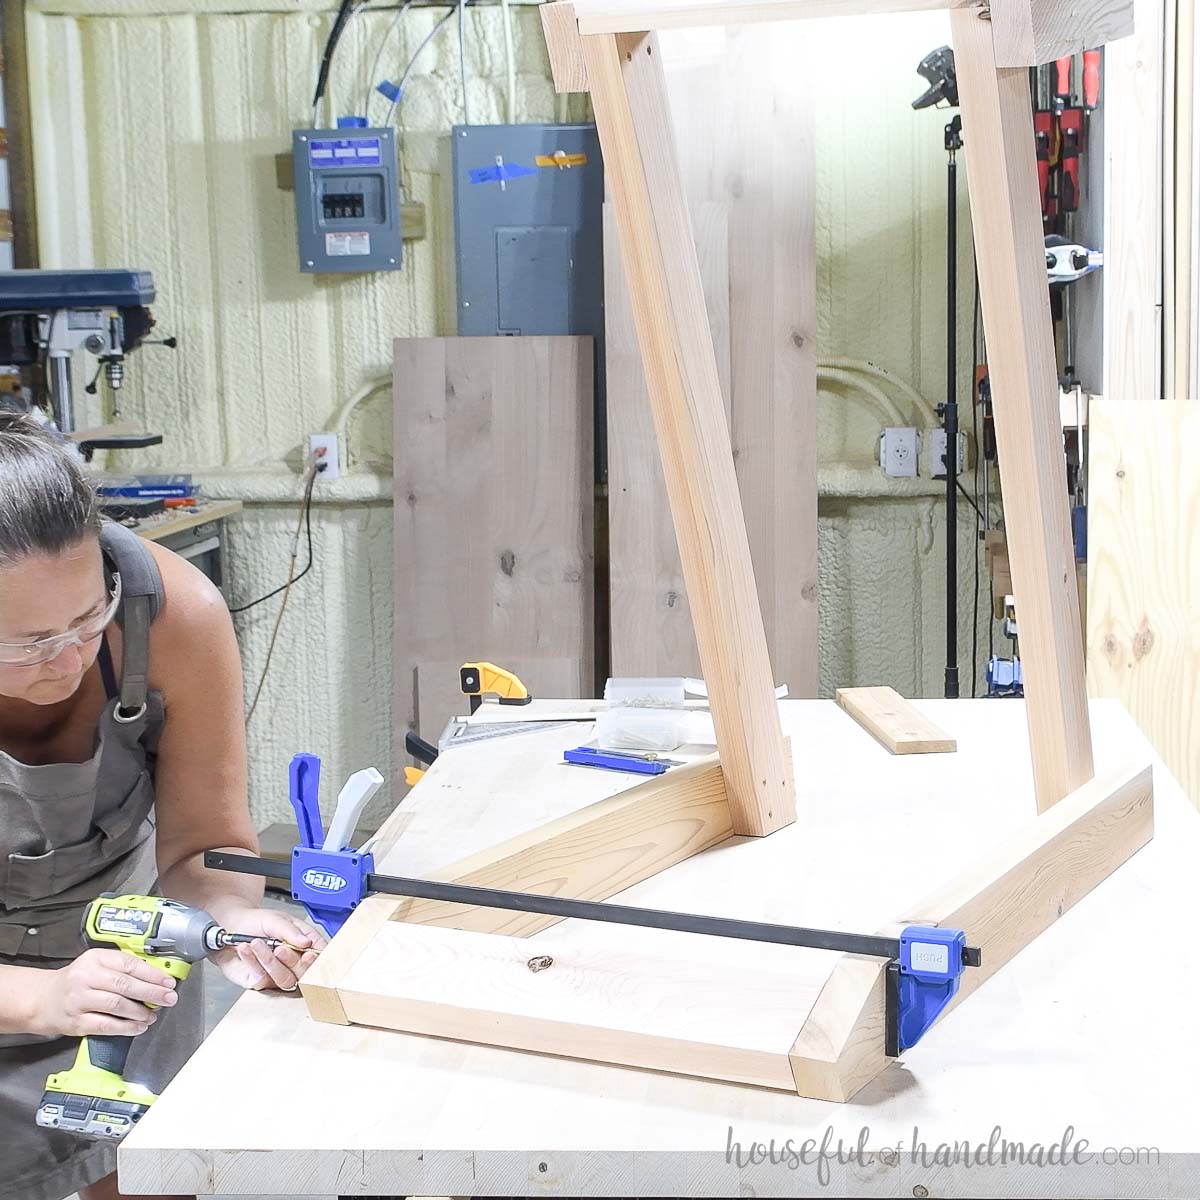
364, 0, 414, 122
499, 0, 516, 123
229, 464, 319, 615
242, 462, 321, 727
313, 0, 357, 127
458, 0, 471, 124
385, 6, 459, 127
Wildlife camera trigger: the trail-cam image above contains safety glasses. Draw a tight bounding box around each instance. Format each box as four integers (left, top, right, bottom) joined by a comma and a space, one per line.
0, 573, 122, 666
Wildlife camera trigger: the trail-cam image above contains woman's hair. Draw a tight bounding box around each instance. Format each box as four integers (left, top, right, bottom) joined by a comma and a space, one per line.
0, 411, 100, 567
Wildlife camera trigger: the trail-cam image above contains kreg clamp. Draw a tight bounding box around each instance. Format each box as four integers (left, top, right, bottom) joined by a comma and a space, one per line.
886, 925, 976, 1055
287, 753, 384, 936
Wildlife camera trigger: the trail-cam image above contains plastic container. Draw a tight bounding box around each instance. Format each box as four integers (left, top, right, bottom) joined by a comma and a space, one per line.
595, 706, 688, 753
603, 677, 686, 709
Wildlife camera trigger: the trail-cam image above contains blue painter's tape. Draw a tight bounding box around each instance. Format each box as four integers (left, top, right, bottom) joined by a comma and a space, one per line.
468, 161, 538, 185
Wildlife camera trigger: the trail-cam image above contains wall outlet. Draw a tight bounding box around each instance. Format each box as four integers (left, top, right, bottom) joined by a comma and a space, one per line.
879, 427, 920, 478
928, 428, 967, 479
309, 432, 340, 481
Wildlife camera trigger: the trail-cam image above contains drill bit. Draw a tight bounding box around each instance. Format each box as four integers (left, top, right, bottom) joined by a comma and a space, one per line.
215, 931, 319, 953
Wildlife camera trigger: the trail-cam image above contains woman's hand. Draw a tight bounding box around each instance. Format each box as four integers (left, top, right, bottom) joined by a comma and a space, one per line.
30, 949, 179, 1038
210, 907, 327, 992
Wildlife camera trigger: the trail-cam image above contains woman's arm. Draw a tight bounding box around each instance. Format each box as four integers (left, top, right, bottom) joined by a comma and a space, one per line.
145, 544, 325, 988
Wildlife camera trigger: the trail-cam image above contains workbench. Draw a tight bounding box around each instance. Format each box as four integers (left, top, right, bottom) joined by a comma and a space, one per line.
129, 498, 243, 595
121, 699, 1200, 1197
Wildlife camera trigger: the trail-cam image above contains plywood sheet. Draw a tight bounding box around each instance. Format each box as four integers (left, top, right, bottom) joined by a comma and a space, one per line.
606, 25, 817, 695
1087, 400, 1200, 805
393, 337, 594, 758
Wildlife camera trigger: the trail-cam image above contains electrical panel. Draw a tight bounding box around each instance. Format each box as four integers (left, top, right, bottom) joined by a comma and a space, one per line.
450, 124, 603, 339
292, 127, 403, 274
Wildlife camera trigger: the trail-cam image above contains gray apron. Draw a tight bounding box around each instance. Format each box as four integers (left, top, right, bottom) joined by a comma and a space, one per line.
0, 523, 203, 1200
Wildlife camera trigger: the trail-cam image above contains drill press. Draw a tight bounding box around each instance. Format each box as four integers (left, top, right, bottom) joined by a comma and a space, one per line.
0, 268, 169, 453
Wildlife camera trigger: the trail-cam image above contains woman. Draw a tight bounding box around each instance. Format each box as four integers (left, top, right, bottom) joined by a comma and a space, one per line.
0, 413, 326, 1200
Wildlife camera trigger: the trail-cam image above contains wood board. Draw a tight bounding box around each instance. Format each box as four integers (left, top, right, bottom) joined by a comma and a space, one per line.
564, 0, 1134, 66
584, 28, 794, 835
951, 7, 1094, 811
1087, 400, 1200, 807
835, 686, 957, 754
606, 24, 818, 695
393, 337, 595, 757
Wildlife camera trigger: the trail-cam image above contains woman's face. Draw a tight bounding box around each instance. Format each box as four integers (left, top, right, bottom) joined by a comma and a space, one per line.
0, 536, 108, 706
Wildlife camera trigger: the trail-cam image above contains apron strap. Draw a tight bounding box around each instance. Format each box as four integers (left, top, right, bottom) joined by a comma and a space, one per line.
97, 634, 119, 701
117, 594, 151, 719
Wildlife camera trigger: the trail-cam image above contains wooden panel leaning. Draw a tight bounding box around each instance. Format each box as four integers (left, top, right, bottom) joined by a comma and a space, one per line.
604, 27, 818, 693
392, 336, 595, 753
581, 29, 795, 836
1087, 401, 1200, 808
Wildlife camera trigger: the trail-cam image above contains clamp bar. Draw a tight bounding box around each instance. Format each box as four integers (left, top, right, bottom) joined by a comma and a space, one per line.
204, 851, 981, 966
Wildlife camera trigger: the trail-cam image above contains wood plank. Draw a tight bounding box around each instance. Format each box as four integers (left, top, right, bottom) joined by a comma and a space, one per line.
606, 25, 818, 695
834, 686, 957, 754
789, 759, 1154, 1099
572, 0, 971, 37
303, 754, 737, 1027
582, 30, 794, 836
951, 8, 1094, 812
568, 0, 1131, 66
388, 755, 734, 936
1087, 400, 1200, 806
1102, 0, 1165, 406
393, 337, 595, 763
337, 921, 815, 1091
992, 0, 1136, 68
541, 0, 589, 92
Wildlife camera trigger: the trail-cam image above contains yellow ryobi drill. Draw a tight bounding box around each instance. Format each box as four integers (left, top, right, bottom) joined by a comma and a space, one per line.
36, 893, 284, 1140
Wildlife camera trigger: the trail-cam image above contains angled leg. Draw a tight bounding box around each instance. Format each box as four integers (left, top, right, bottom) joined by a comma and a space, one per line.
951, 8, 1094, 812
581, 29, 794, 836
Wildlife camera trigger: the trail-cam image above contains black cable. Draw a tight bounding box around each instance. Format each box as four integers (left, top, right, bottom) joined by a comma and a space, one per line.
956, 478, 985, 523
229, 470, 318, 615
312, 0, 357, 119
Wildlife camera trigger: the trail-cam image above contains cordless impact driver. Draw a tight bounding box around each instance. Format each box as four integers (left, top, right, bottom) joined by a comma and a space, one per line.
36, 893, 283, 1139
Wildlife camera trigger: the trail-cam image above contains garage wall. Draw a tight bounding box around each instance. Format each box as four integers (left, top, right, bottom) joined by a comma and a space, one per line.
25, 0, 988, 828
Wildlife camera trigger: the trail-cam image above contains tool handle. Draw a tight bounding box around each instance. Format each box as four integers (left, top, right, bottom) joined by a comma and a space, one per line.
86, 1034, 133, 1077
1054, 55, 1072, 105
288, 753, 324, 850
1083, 49, 1101, 110
322, 767, 384, 852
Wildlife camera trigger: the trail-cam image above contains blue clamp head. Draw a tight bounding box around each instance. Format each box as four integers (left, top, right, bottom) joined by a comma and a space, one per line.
291, 844, 374, 938
287, 752, 375, 938
889, 925, 970, 1054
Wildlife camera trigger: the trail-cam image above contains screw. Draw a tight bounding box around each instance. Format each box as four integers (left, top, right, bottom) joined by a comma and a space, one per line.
305, 260, 315, 268
914, 1186, 930, 1198
463, 301, 470, 307
538, 1161, 548, 1174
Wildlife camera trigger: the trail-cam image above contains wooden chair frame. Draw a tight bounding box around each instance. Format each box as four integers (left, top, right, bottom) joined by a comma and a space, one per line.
300, 0, 1153, 1103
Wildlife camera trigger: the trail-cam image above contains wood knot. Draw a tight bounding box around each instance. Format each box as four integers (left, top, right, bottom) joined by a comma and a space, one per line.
801, 582, 817, 602
791, 331, 807, 350
1132, 620, 1155, 661
527, 954, 554, 973
499, 549, 516, 577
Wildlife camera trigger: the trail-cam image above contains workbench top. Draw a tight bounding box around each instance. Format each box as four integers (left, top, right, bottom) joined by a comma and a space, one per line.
130, 498, 243, 543
120, 699, 1200, 1197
